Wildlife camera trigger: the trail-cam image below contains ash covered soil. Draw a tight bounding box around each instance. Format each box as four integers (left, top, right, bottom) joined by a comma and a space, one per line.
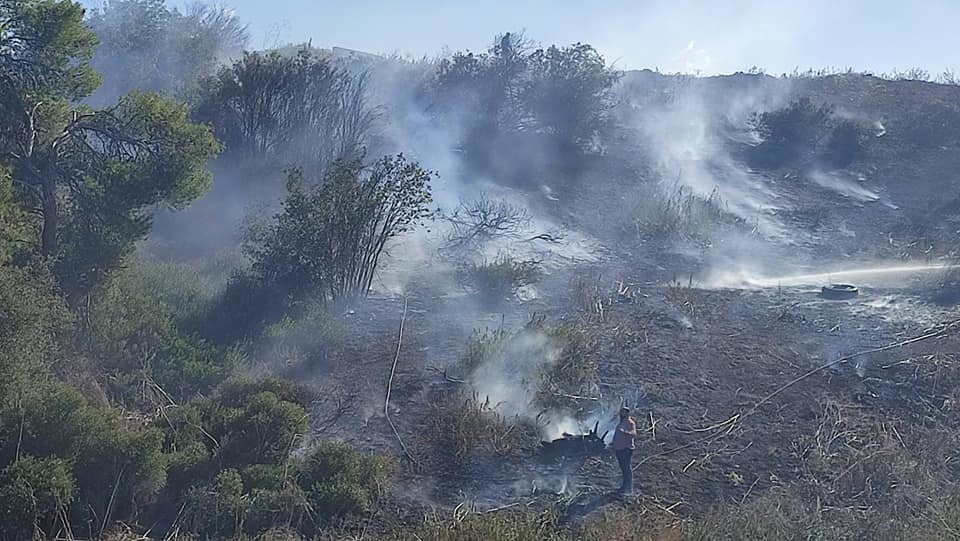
267, 72, 960, 530
304, 250, 960, 527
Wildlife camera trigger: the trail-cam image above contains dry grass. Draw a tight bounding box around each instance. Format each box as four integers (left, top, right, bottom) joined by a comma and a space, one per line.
571, 275, 609, 321
665, 276, 705, 320
537, 322, 600, 411
458, 256, 543, 307
382, 510, 566, 541
630, 183, 736, 241
422, 392, 540, 463
460, 327, 509, 374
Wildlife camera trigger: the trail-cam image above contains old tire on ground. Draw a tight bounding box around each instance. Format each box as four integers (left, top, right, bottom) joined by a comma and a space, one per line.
821, 284, 859, 300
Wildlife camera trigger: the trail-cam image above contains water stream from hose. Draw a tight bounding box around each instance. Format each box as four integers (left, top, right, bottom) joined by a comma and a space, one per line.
703, 263, 960, 289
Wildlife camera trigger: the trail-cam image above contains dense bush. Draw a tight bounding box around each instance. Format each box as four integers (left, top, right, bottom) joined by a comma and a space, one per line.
202, 271, 346, 374
179, 438, 391, 537
164, 378, 313, 536
822, 118, 865, 168
257, 300, 345, 374
203, 270, 288, 344
85, 260, 240, 403
0, 265, 70, 392
0, 383, 167, 540
193, 48, 377, 175
299, 440, 392, 519
749, 98, 866, 169
524, 43, 622, 149
247, 156, 433, 302
162, 378, 312, 484
433, 33, 620, 163
458, 256, 542, 307
0, 456, 75, 540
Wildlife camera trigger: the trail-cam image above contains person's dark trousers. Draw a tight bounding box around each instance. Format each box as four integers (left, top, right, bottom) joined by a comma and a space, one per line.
615, 448, 634, 494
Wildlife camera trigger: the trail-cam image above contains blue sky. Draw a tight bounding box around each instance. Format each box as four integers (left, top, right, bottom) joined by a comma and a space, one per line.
83, 0, 959, 75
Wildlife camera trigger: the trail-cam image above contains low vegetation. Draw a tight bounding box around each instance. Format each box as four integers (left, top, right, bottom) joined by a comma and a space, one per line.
630, 184, 735, 242
458, 256, 543, 307
423, 317, 599, 466
423, 393, 539, 463
536, 322, 601, 411
749, 97, 867, 169
179, 439, 392, 537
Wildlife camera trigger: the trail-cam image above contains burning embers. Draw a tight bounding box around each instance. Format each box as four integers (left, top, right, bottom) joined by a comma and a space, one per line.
540, 421, 608, 457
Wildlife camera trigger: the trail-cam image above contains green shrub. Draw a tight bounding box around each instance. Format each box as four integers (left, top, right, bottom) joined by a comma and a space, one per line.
247, 156, 434, 303
0, 383, 166, 538
163, 378, 317, 537
299, 440, 392, 520
179, 440, 390, 537
258, 300, 345, 373
459, 256, 542, 307
182, 469, 250, 537
0, 456, 75, 540
162, 377, 312, 492
122, 259, 212, 324
182, 465, 311, 537
0, 265, 70, 393
396, 510, 566, 541
86, 259, 240, 403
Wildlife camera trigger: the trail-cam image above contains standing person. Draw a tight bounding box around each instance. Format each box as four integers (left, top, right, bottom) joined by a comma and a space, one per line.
612, 406, 637, 494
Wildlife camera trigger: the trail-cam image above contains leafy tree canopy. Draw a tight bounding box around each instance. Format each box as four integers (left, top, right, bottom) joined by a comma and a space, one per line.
433, 32, 619, 153
1, 1, 222, 298
193, 47, 377, 177
247, 154, 434, 302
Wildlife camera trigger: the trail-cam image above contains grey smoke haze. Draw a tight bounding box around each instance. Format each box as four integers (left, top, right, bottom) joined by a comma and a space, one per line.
83, 2, 939, 452
623, 73, 793, 238
468, 330, 559, 424
85, 1, 249, 106
463, 327, 617, 443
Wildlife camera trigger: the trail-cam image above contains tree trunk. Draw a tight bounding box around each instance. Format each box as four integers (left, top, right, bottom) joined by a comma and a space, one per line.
40, 176, 57, 257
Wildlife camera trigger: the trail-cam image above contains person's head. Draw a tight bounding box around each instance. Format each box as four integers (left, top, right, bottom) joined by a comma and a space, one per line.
619, 406, 630, 421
